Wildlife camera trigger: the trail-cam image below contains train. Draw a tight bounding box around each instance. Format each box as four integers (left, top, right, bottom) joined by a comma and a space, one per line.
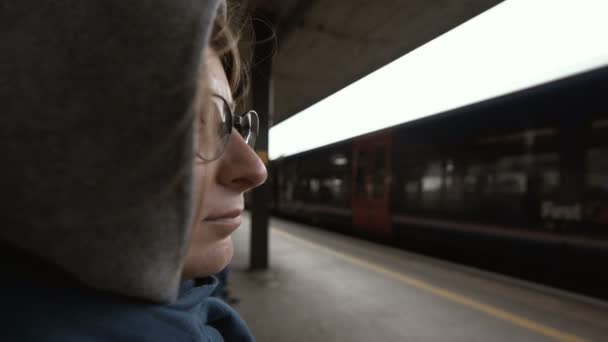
268, 66, 608, 299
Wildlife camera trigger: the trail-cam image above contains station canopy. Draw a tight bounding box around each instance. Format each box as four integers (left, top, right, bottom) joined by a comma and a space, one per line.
244, 0, 504, 124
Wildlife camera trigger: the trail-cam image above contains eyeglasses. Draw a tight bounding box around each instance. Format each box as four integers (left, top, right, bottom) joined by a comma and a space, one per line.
196, 94, 259, 162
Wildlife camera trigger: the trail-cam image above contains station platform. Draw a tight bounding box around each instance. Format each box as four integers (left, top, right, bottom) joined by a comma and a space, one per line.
227, 214, 608, 342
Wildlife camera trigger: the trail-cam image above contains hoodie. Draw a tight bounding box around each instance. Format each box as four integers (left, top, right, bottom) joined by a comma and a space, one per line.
0, 0, 223, 303
0, 0, 254, 340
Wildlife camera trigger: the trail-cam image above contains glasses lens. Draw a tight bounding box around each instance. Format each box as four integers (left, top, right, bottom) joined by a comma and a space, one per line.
197, 97, 230, 161
237, 111, 258, 148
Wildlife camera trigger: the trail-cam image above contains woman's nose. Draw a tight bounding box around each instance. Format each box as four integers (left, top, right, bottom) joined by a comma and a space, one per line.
217, 129, 267, 192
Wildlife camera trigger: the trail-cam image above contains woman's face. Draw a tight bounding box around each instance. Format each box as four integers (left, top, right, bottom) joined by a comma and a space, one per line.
182, 49, 267, 279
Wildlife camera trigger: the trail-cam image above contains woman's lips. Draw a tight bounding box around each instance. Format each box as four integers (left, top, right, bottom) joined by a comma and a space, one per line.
202, 210, 243, 233
204, 209, 242, 221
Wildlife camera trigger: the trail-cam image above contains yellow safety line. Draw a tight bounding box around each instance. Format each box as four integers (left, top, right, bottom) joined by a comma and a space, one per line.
273, 228, 588, 342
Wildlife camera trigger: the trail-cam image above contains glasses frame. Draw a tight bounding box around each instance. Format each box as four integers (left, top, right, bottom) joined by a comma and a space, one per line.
196, 94, 259, 162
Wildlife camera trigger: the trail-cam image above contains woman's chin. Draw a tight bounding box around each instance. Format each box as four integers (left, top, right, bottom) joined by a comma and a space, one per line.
182, 237, 234, 279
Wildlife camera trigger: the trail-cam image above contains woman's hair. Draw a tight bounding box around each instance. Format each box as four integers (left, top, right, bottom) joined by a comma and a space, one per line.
210, 3, 249, 103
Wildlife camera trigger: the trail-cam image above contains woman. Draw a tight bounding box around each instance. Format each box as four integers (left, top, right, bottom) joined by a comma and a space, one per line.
0, 0, 264, 340
183, 15, 267, 281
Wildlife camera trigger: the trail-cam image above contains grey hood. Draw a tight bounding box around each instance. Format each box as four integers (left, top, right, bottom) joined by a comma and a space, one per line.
0, 0, 224, 303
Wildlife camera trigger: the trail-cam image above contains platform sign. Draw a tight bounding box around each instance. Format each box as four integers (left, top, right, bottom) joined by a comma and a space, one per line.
352, 131, 392, 236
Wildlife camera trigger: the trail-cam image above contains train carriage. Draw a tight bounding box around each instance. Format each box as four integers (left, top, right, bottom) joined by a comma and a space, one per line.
270, 66, 608, 298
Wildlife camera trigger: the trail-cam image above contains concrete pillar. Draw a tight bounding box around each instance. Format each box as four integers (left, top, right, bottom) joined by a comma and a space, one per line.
250, 12, 274, 270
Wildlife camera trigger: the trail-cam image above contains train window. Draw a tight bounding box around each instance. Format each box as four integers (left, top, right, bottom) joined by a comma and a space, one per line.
298, 178, 308, 201
354, 149, 365, 196
354, 170, 363, 197
422, 162, 442, 191
284, 165, 298, 203
286, 180, 294, 201
405, 181, 418, 197
319, 177, 347, 206
541, 169, 559, 195
331, 154, 348, 166
355, 148, 377, 199
373, 149, 386, 198
422, 161, 443, 208
309, 178, 320, 195
444, 160, 464, 207
323, 178, 341, 194
591, 119, 608, 147
464, 163, 483, 194
536, 153, 560, 196
395, 158, 420, 211
422, 176, 442, 192
444, 160, 454, 189
493, 155, 536, 195
587, 147, 608, 196
495, 171, 526, 194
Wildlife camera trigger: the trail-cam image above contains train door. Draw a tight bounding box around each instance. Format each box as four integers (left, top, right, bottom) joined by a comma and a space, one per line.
352, 131, 392, 236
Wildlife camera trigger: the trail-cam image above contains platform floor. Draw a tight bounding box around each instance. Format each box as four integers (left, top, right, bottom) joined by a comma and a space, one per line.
227, 214, 608, 342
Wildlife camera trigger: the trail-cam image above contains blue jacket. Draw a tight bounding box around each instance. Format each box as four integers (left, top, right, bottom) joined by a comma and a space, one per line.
2, 243, 254, 341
